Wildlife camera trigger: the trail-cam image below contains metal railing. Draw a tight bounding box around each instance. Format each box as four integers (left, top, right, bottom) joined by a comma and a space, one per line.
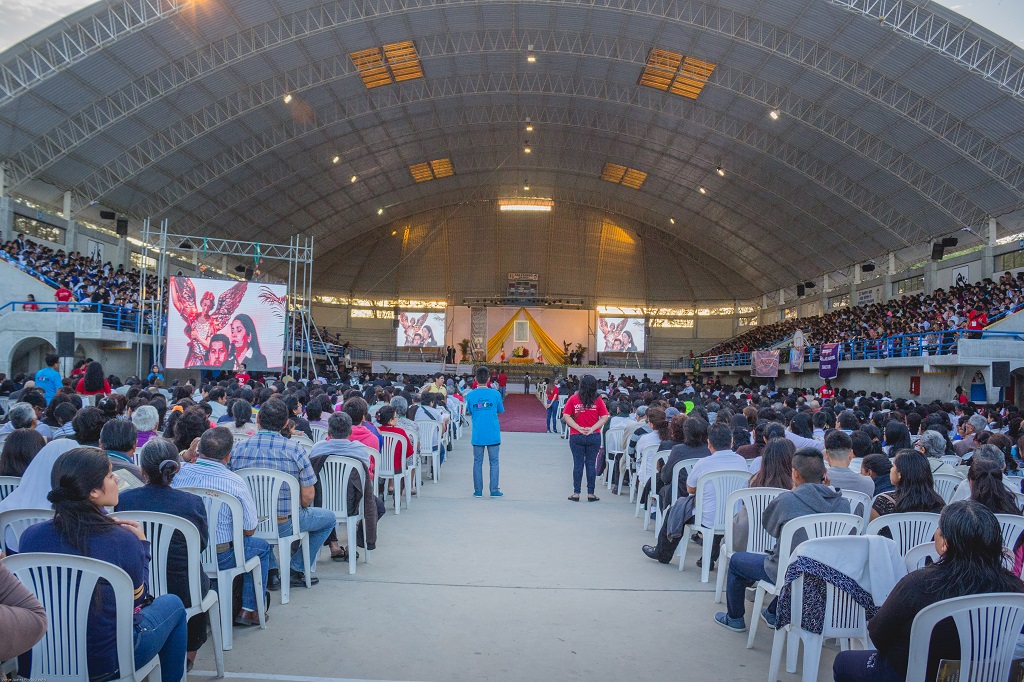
0, 301, 164, 335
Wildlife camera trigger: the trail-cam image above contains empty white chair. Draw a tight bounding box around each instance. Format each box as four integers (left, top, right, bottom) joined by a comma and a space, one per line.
716, 487, 787, 603
417, 420, 444, 482
179, 487, 266, 650
603, 427, 626, 490
904, 542, 940, 571
0, 475, 19, 502
932, 472, 964, 503
838, 489, 872, 528
309, 424, 328, 443
747, 513, 863, 649
0, 508, 54, 554
237, 468, 312, 605
115, 511, 224, 677
376, 432, 411, 514
905, 593, 1024, 682
866, 512, 941, 557
3, 552, 162, 681
678, 469, 753, 582
319, 455, 370, 574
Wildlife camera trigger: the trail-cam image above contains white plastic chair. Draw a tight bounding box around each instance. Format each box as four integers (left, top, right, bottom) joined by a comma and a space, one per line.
603, 427, 626, 489
677, 469, 753, 582
319, 455, 370, 574
904, 541, 941, 571
179, 487, 267, 650
654, 457, 708, 536
237, 468, 312, 605
3, 552, 162, 681
115, 511, 224, 677
376, 432, 411, 514
309, 424, 327, 443
637, 448, 668, 531
939, 454, 961, 468
0, 475, 19, 502
0, 508, 54, 554
747, 513, 863, 649
417, 420, 443, 483
933, 471, 964, 503
995, 513, 1024, 569
838, 489, 872, 529
866, 512, 941, 557
905, 593, 1024, 682
716, 487, 786, 603
768, 536, 882, 682
632, 443, 658, 509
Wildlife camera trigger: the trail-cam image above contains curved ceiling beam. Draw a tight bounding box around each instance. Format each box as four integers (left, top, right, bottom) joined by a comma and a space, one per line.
0, 0, 188, 105
6, 0, 1018, 202
68, 28, 996, 224
827, 0, 1024, 100
133, 72, 931, 245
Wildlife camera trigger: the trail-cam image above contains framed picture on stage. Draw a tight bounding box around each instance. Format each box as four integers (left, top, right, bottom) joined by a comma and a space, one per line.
514, 320, 530, 343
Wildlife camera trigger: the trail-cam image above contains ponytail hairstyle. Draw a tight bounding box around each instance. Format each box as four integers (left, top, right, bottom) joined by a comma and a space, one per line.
139, 438, 181, 488
47, 447, 117, 553
968, 458, 1020, 516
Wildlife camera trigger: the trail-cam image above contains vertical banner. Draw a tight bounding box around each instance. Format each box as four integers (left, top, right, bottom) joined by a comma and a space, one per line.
789, 347, 804, 373
819, 343, 840, 380
752, 350, 780, 377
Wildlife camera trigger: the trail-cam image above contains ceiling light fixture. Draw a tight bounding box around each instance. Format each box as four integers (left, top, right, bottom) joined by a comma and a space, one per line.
283, 94, 293, 104
770, 109, 780, 120
332, 156, 340, 164
669, 217, 675, 225
716, 165, 725, 176
699, 186, 707, 194
350, 175, 358, 183
527, 45, 536, 62
525, 124, 534, 132
524, 145, 531, 154
377, 208, 384, 215
499, 197, 553, 212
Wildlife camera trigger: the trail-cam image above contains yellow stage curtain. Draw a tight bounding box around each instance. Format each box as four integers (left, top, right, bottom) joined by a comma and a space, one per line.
522, 309, 566, 365
486, 309, 522, 361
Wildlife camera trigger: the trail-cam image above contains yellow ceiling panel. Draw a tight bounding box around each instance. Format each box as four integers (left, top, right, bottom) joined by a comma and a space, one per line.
639, 49, 716, 100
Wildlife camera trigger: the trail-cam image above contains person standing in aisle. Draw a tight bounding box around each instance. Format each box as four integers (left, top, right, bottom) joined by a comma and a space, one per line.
523, 372, 531, 395
497, 369, 508, 398
465, 365, 505, 498
545, 380, 561, 433
563, 374, 608, 502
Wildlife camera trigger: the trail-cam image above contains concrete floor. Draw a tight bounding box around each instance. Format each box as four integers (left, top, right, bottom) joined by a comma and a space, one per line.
191, 432, 836, 682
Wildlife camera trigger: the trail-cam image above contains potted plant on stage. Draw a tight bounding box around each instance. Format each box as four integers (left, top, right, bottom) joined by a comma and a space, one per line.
458, 338, 471, 363
573, 343, 587, 366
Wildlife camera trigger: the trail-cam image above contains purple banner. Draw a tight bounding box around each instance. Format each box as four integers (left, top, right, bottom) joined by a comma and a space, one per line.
752, 350, 780, 378
819, 343, 840, 380
789, 347, 804, 373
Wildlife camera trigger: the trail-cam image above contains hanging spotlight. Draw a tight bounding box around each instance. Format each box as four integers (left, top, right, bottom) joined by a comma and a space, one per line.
350, 175, 358, 183
523, 141, 532, 154
716, 165, 725, 177
769, 109, 780, 120
377, 207, 384, 215
525, 124, 534, 132
283, 94, 293, 104
526, 45, 536, 62
332, 156, 340, 164
699, 186, 707, 194
669, 217, 675, 225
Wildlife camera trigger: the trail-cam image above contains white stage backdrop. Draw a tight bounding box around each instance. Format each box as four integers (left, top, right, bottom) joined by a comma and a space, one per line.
596, 317, 646, 352
166, 277, 288, 371
395, 311, 446, 347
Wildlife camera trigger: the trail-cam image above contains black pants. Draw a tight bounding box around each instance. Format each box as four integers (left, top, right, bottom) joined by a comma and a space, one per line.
650, 516, 722, 564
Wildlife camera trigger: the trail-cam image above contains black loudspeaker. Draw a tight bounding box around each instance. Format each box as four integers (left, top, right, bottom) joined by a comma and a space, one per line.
992, 361, 1011, 387
931, 243, 945, 261
796, 284, 806, 297
56, 332, 75, 358
116, 218, 129, 236
941, 237, 959, 248
99, 210, 116, 220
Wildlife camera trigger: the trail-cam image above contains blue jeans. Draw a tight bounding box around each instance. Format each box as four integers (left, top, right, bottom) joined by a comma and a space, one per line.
726, 551, 775, 620
277, 506, 336, 573
546, 405, 560, 431
569, 433, 601, 495
133, 593, 187, 682
217, 535, 272, 612
473, 445, 500, 494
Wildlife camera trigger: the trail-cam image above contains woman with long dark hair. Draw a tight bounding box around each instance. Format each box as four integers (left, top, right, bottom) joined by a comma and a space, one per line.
19, 447, 187, 682
562, 374, 608, 502
75, 360, 111, 395
882, 421, 912, 454
833, 500, 1024, 681
968, 454, 1021, 516
0, 427, 45, 476
116, 438, 211, 670
732, 438, 794, 552
870, 449, 945, 519
229, 314, 268, 371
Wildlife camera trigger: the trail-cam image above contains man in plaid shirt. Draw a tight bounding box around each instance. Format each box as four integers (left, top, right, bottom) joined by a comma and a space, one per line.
230, 398, 335, 588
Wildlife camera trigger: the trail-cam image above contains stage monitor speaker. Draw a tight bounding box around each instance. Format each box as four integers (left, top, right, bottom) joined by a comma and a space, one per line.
116, 218, 129, 236
931, 243, 945, 261
992, 361, 1011, 387
99, 210, 116, 220
796, 284, 806, 297
56, 332, 75, 358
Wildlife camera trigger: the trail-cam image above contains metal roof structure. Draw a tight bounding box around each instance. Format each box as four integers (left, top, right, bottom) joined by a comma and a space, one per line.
1, 0, 1023, 302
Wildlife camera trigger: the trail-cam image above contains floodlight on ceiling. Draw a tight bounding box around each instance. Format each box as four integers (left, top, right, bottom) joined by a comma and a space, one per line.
669, 218, 675, 225
498, 198, 553, 212
698, 186, 707, 194
716, 165, 725, 176
332, 156, 340, 164
283, 94, 293, 104
770, 109, 780, 120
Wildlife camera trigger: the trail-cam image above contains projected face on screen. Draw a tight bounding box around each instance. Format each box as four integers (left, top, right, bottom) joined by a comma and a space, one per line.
167, 277, 288, 371
596, 318, 646, 353
396, 312, 446, 347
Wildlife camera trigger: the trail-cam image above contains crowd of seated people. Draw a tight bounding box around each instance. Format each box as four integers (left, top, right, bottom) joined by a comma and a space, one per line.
0, 362, 478, 678
703, 270, 1024, 356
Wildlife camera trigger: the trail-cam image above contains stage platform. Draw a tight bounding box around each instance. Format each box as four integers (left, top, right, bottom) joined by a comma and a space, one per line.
369, 360, 667, 381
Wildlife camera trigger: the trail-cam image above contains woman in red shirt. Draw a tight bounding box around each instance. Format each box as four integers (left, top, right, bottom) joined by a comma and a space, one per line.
75, 361, 111, 396
562, 374, 609, 502
21, 294, 38, 311
966, 303, 988, 339
545, 381, 560, 433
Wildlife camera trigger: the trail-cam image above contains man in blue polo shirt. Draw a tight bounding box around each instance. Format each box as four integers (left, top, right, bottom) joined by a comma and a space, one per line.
464, 365, 505, 498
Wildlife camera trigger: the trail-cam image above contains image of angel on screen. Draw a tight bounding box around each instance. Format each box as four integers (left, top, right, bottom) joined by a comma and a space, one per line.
169, 277, 248, 368
398, 313, 440, 347
599, 318, 639, 352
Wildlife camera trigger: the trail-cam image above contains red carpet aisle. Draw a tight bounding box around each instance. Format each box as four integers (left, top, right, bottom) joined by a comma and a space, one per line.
498, 393, 550, 433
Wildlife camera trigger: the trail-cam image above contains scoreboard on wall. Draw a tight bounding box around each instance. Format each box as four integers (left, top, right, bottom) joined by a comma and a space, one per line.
507, 272, 539, 303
